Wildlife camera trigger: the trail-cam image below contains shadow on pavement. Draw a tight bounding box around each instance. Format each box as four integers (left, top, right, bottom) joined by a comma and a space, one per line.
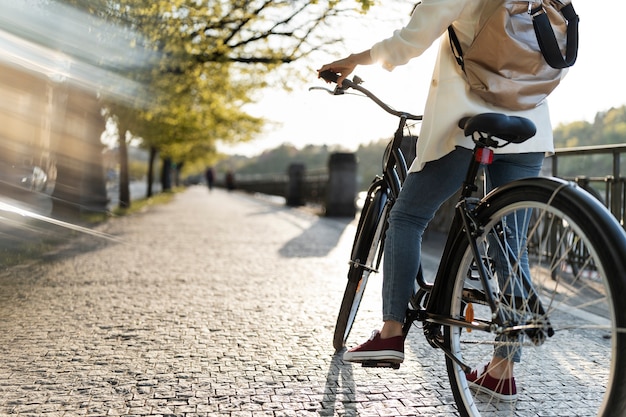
278, 216, 352, 258
320, 351, 357, 416
235, 190, 355, 258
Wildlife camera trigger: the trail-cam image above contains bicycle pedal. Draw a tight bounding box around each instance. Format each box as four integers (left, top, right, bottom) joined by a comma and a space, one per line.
361, 360, 401, 369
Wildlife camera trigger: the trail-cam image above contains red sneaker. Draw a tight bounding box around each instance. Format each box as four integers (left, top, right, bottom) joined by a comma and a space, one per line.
466, 362, 518, 402
342, 330, 404, 363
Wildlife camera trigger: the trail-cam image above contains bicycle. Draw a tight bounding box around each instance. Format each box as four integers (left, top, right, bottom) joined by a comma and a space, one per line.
314, 70, 626, 416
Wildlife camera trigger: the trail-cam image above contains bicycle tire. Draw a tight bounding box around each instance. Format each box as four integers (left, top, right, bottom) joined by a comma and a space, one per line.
333, 182, 389, 352
442, 177, 626, 416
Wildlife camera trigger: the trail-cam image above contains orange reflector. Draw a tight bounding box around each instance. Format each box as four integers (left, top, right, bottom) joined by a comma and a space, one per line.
465, 303, 474, 333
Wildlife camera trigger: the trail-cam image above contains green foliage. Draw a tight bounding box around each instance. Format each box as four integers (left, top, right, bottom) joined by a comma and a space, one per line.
553, 105, 626, 178
553, 120, 593, 149
355, 0, 377, 12
554, 106, 626, 148
111, 189, 177, 217
354, 139, 389, 187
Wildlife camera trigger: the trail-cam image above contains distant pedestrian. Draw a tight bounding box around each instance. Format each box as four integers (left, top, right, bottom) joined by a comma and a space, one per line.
205, 167, 215, 191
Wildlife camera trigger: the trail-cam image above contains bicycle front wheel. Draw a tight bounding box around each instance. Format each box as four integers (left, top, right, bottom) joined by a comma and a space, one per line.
333, 183, 389, 352
443, 177, 626, 416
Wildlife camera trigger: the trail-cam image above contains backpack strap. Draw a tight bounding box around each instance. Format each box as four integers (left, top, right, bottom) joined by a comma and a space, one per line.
448, 25, 464, 70
532, 1, 579, 69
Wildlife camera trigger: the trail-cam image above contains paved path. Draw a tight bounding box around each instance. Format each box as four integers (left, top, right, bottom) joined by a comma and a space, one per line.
0, 186, 453, 416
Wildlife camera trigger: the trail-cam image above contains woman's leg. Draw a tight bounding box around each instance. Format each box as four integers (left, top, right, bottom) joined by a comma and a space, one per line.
381, 147, 472, 335
343, 148, 473, 362
483, 152, 545, 377
486, 152, 545, 190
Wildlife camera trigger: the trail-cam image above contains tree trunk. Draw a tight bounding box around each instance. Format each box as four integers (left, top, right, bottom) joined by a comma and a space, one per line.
118, 128, 131, 208
147, 146, 157, 198
161, 157, 172, 192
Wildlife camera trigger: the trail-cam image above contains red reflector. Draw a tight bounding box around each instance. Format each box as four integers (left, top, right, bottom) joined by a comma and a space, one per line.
476, 148, 494, 164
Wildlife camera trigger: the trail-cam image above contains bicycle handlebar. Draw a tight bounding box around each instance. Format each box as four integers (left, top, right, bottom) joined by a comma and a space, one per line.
317, 70, 422, 121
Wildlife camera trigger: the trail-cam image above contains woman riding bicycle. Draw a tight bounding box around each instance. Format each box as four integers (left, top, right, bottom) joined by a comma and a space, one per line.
318, 0, 561, 402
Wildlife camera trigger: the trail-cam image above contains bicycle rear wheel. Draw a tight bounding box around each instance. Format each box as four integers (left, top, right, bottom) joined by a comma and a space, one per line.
333, 182, 389, 351
443, 177, 626, 416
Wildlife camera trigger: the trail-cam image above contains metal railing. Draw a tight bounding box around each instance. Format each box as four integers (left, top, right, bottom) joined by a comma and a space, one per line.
230, 168, 329, 206
233, 172, 289, 198
221, 144, 626, 227
550, 144, 626, 229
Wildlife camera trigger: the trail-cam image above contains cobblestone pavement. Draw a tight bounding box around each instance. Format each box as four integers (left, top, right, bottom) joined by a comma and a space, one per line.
0, 186, 458, 416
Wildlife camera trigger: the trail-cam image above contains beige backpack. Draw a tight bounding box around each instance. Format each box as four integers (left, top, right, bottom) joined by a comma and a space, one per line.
448, 0, 579, 110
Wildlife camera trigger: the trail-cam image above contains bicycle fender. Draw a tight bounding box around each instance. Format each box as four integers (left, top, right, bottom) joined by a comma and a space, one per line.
479, 176, 626, 270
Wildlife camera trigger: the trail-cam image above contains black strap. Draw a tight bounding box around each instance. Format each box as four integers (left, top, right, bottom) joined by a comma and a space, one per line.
533, 2, 579, 69
447, 25, 464, 70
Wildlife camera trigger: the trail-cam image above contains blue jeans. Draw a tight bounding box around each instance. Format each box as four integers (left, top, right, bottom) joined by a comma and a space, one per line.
382, 147, 545, 325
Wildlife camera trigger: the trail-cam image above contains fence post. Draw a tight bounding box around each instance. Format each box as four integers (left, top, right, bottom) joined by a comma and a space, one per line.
325, 152, 357, 217
611, 152, 622, 221
286, 163, 305, 206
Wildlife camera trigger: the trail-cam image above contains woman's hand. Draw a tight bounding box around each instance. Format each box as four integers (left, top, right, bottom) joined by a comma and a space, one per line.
317, 50, 373, 85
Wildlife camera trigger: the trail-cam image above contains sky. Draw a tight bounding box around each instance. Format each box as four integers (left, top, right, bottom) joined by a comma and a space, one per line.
219, 1, 626, 157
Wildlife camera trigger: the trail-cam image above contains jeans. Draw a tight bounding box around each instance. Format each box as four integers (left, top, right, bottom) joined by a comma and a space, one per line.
382, 147, 545, 327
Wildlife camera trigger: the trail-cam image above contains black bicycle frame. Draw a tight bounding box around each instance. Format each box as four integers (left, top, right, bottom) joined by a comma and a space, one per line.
382, 115, 410, 199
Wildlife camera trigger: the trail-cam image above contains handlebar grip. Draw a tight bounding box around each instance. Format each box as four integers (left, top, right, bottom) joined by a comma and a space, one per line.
319, 70, 340, 84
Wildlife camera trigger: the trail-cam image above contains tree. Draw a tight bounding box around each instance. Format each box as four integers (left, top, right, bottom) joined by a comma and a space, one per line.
59, 0, 371, 207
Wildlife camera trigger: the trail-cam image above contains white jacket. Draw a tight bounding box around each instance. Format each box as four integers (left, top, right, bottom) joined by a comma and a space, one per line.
370, 0, 555, 172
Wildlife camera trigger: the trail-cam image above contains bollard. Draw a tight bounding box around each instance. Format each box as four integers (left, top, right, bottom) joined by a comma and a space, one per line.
286, 163, 305, 206
325, 152, 357, 217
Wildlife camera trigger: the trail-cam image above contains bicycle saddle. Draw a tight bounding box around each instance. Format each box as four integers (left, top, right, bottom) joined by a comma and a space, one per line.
458, 113, 537, 144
